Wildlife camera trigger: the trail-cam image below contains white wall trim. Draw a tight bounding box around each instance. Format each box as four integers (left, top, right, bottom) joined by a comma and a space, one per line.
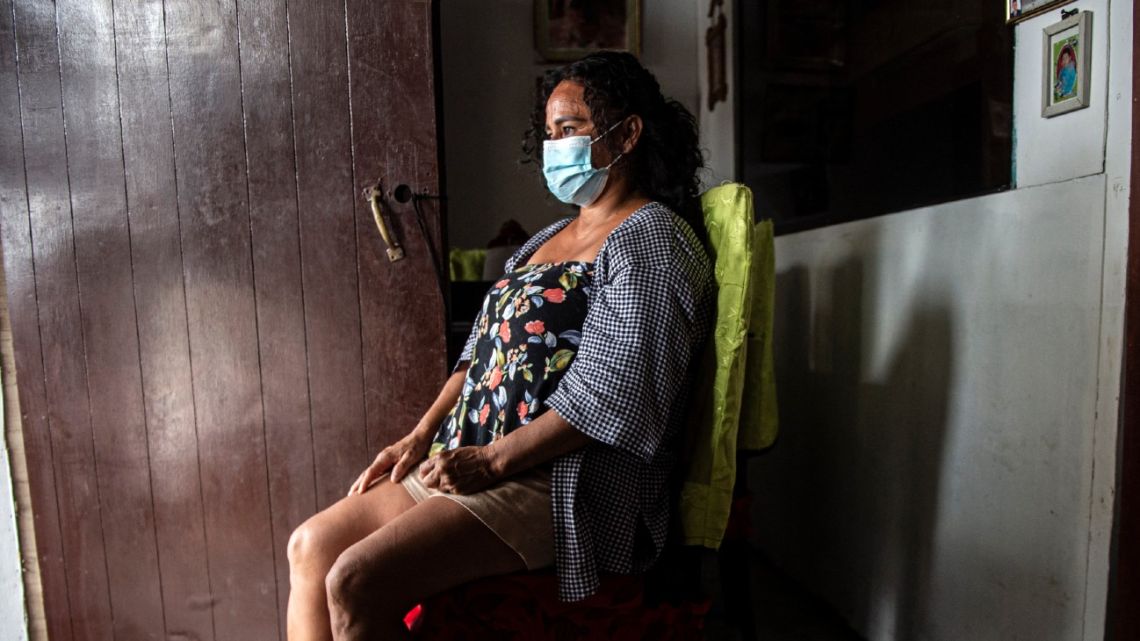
1083, 0, 1132, 637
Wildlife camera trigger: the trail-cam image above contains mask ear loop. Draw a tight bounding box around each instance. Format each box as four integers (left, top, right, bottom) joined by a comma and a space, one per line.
591, 117, 628, 171
589, 119, 625, 144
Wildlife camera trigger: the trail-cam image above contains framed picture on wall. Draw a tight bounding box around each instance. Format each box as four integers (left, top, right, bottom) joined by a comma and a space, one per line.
1006, 0, 1077, 24
1041, 10, 1092, 117
535, 0, 641, 62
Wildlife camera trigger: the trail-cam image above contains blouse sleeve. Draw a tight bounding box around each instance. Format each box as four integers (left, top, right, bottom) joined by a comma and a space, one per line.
544, 257, 710, 462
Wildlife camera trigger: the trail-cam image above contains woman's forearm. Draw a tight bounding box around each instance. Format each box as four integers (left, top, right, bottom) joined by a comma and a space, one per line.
484, 409, 593, 479
411, 365, 469, 440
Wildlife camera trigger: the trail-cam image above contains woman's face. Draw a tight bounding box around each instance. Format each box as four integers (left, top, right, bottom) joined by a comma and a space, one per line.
544, 80, 595, 141
544, 80, 621, 168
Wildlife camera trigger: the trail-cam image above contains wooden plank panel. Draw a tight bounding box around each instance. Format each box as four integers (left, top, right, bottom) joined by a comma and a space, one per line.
0, 0, 73, 638
345, 0, 447, 452
287, 0, 368, 508
112, 0, 215, 638
235, 0, 314, 632
163, 0, 279, 638
10, 2, 115, 639
54, 2, 166, 637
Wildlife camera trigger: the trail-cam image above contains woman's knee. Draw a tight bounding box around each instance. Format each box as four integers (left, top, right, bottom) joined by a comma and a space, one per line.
324, 554, 363, 610
288, 518, 337, 576
325, 547, 406, 619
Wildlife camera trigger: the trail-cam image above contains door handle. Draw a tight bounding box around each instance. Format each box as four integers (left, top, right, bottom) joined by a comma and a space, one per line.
364, 184, 405, 262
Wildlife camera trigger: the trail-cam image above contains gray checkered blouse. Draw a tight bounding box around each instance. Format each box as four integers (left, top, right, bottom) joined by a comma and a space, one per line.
454, 201, 715, 601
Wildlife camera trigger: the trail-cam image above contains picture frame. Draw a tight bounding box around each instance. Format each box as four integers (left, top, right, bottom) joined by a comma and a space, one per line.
535, 0, 641, 62
1041, 10, 1092, 118
705, 0, 727, 111
1006, 0, 1077, 25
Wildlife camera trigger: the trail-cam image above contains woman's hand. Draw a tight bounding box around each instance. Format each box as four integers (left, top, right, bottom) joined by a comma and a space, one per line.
347, 431, 432, 496
418, 446, 498, 495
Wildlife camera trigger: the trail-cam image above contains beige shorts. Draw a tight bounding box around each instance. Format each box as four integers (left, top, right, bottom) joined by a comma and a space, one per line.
399, 459, 555, 571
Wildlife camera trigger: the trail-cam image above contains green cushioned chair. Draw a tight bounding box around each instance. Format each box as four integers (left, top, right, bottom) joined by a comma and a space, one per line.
679, 182, 778, 549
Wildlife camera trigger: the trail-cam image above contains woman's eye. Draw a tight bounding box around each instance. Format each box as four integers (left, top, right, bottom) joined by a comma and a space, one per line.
561, 126, 575, 135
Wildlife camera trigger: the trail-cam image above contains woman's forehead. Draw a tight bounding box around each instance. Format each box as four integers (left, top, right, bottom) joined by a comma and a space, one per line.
546, 81, 589, 122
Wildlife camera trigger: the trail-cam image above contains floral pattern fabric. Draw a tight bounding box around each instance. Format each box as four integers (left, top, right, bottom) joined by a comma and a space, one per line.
432, 261, 594, 454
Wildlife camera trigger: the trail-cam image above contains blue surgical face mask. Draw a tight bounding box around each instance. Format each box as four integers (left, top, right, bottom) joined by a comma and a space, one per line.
542, 121, 624, 207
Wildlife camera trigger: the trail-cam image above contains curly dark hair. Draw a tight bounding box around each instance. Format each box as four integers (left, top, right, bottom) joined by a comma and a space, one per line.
523, 52, 706, 243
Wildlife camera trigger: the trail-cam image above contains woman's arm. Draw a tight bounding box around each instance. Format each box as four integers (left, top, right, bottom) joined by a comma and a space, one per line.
347, 364, 469, 495
408, 365, 470, 442
418, 408, 593, 494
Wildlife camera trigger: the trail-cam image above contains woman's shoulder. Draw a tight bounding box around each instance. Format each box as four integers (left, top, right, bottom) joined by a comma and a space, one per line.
601, 201, 710, 277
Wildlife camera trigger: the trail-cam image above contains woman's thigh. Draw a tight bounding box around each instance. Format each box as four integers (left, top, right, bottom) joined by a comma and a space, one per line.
289, 476, 419, 570
326, 495, 528, 614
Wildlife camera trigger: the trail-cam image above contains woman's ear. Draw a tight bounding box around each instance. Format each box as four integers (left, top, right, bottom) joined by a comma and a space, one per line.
621, 115, 644, 154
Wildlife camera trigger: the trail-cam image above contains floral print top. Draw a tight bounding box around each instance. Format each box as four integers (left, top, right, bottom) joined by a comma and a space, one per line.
431, 261, 594, 454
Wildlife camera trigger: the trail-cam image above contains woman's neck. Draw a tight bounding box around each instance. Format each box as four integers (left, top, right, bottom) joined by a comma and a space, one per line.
577, 177, 650, 228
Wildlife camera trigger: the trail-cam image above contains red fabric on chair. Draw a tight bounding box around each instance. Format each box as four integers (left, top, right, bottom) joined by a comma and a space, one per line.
405, 568, 710, 639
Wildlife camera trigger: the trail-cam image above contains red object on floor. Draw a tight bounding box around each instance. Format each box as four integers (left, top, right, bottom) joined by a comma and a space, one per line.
403, 603, 423, 632
404, 568, 710, 639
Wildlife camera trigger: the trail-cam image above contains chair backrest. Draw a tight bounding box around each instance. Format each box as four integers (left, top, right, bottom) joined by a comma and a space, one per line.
672, 183, 779, 549
676, 183, 758, 549
738, 218, 778, 451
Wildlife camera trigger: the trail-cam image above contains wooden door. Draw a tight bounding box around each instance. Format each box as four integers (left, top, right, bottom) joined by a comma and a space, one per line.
0, 1, 447, 639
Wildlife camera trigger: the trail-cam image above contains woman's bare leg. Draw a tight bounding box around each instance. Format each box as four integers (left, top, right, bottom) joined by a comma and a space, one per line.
286, 478, 418, 641
324, 496, 530, 641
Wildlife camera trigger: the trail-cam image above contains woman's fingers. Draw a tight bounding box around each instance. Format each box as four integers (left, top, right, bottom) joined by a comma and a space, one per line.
348, 452, 389, 496
419, 457, 442, 489
390, 450, 415, 483
346, 437, 430, 496
374, 448, 395, 473
347, 470, 367, 497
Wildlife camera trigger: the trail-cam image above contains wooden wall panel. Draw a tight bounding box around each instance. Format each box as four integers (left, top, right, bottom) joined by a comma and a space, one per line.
287, 0, 369, 510
163, 1, 279, 638
0, 1, 73, 638
0, 1, 446, 638
11, 2, 113, 638
112, 0, 216, 638
54, 0, 166, 637
346, 0, 448, 454
235, 0, 315, 631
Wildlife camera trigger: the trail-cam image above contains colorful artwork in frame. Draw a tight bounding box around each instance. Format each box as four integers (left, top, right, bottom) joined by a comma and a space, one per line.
1042, 10, 1092, 117
1006, 0, 1077, 24
535, 0, 641, 62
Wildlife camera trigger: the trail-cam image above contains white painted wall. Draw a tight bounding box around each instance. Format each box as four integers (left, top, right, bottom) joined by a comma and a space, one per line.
696, 0, 736, 187
0, 403, 27, 641
0, 325, 28, 640
439, 0, 699, 248
730, 1, 1130, 640
1015, 4, 1110, 186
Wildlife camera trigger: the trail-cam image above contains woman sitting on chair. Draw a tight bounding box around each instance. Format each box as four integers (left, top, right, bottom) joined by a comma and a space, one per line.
286, 51, 716, 641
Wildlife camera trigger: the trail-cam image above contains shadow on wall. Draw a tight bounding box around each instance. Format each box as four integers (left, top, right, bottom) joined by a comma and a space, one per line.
747, 234, 955, 640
